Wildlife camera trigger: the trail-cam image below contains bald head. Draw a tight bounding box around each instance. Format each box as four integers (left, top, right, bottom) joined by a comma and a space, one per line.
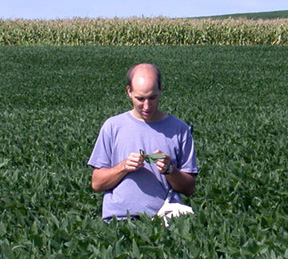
126, 63, 162, 91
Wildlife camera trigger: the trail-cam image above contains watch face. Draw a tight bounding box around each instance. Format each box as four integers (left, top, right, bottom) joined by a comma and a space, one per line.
168, 164, 173, 174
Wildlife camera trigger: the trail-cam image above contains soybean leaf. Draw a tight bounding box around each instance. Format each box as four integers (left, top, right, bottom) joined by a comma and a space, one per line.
149, 153, 166, 159
132, 239, 140, 258
140, 149, 165, 163
0, 222, 7, 237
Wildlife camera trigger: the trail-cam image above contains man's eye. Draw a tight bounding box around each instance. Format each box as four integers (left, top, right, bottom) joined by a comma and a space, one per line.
136, 98, 144, 102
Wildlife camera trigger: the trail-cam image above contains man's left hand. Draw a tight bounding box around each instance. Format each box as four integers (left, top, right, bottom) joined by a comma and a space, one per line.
154, 150, 171, 174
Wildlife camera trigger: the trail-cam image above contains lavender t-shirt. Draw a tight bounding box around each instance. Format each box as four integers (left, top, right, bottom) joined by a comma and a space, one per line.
88, 111, 198, 220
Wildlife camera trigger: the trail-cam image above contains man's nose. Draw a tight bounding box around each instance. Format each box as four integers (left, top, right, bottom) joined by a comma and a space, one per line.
144, 99, 151, 109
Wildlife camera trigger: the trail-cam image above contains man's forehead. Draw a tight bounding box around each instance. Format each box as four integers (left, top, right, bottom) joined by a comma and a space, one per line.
132, 70, 157, 83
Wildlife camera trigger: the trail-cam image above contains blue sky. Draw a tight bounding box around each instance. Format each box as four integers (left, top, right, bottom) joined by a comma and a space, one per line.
1, 0, 288, 20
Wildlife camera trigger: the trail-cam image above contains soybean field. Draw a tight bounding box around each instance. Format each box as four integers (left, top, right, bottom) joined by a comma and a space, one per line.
0, 45, 287, 258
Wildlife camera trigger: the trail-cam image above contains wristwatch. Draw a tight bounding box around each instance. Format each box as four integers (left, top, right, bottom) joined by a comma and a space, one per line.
163, 163, 173, 175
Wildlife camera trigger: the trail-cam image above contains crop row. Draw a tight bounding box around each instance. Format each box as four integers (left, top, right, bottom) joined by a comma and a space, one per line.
0, 17, 287, 46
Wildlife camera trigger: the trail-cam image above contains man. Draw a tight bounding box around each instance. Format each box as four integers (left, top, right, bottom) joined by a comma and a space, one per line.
88, 63, 198, 221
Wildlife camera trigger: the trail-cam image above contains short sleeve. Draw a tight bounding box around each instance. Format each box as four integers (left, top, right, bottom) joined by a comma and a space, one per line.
87, 121, 112, 169
178, 128, 198, 174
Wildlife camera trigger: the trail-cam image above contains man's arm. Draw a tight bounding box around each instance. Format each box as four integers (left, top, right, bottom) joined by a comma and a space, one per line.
155, 150, 197, 196
164, 167, 197, 196
91, 152, 144, 193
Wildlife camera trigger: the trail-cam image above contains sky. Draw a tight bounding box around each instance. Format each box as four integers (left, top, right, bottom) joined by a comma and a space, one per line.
1, 0, 288, 20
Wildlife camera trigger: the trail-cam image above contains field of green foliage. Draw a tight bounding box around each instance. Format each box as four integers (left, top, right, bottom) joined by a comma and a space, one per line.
0, 45, 287, 258
200, 10, 288, 20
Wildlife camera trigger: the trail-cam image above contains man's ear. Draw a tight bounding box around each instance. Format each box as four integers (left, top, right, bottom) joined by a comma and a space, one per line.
126, 85, 132, 97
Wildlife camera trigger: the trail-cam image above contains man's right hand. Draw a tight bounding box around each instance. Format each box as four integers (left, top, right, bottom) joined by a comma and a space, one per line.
122, 152, 145, 173
92, 152, 144, 193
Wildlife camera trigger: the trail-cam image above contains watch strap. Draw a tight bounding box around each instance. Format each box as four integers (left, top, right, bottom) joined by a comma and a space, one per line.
163, 163, 173, 175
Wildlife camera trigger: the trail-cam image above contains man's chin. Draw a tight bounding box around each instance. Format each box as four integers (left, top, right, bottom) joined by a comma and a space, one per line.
142, 113, 151, 117
143, 116, 158, 122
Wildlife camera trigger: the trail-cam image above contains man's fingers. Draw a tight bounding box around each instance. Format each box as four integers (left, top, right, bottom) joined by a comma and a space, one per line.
125, 152, 144, 171
128, 153, 144, 163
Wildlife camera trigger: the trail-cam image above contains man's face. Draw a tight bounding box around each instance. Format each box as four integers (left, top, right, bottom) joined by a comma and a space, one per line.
127, 71, 162, 122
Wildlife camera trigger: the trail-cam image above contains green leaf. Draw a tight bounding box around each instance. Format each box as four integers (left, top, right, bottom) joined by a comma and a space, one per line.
139, 246, 164, 258
131, 239, 140, 258
51, 213, 60, 229
1, 242, 14, 259
140, 149, 165, 163
149, 153, 166, 159
0, 159, 10, 169
101, 245, 114, 258
0, 222, 7, 237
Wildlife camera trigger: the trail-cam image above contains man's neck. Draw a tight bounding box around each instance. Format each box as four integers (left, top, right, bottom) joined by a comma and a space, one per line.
130, 110, 167, 122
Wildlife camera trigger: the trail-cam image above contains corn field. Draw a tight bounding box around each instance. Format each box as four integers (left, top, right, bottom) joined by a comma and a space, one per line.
0, 17, 287, 46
